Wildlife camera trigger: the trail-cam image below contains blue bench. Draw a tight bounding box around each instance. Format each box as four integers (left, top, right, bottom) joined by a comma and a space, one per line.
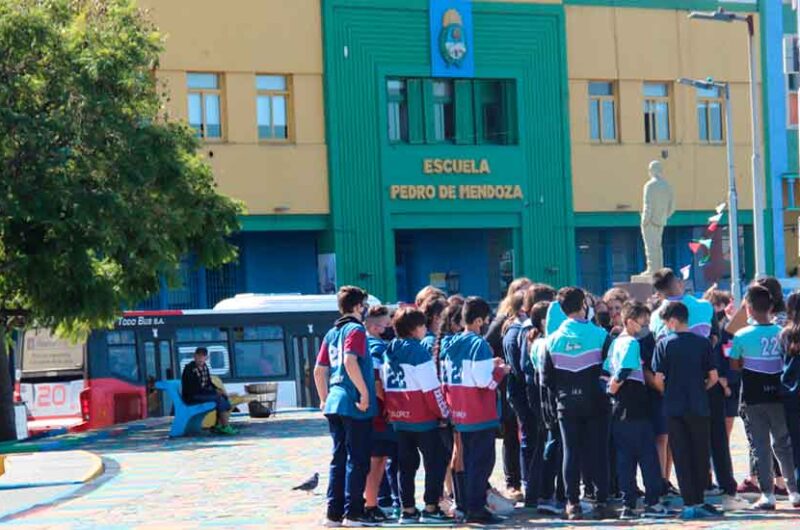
155, 380, 216, 437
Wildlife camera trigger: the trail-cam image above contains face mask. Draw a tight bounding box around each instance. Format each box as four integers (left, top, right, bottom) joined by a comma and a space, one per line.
634, 327, 650, 339
360, 306, 369, 321
380, 327, 395, 341
595, 311, 611, 329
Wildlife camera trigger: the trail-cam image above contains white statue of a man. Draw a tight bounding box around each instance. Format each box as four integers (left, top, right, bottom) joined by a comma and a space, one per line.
639, 160, 675, 276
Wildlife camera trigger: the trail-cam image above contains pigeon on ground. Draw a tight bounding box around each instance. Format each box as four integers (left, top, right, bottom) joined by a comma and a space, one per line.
292, 472, 319, 493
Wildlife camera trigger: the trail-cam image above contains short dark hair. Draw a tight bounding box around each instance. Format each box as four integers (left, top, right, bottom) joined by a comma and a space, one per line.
660, 301, 688, 324
195, 346, 208, 356
337, 285, 368, 315
756, 277, 786, 314
652, 268, 678, 293
621, 301, 650, 323
746, 284, 773, 315
367, 305, 389, 320
392, 306, 426, 339
558, 287, 585, 315
462, 296, 491, 325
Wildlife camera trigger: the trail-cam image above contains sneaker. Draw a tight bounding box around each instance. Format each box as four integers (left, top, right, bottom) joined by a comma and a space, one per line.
680, 506, 704, 520
342, 513, 379, 527
642, 503, 671, 518
698, 503, 722, 517
705, 485, 724, 496
506, 487, 524, 503
566, 502, 583, 521
420, 508, 452, 522
751, 494, 776, 510
737, 478, 761, 496
486, 488, 515, 516
789, 491, 800, 507
398, 509, 421, 524
364, 507, 387, 523
665, 481, 680, 497
465, 508, 504, 524
439, 496, 456, 517
722, 495, 750, 511
775, 484, 789, 500
619, 507, 638, 520
215, 424, 238, 435
591, 502, 617, 520
537, 498, 563, 515
609, 491, 624, 504
582, 491, 597, 503
321, 516, 343, 527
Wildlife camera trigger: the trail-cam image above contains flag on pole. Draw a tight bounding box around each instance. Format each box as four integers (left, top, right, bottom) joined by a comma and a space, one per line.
708, 212, 723, 224
716, 202, 726, 214
680, 264, 691, 280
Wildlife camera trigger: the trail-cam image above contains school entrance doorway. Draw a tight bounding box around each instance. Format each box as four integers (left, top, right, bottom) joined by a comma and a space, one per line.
394, 229, 514, 304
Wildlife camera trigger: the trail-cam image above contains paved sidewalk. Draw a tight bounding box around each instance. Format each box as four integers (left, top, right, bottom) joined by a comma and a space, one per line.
2, 411, 799, 529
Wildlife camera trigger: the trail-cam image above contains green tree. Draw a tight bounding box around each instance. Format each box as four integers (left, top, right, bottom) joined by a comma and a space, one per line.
0, 0, 243, 440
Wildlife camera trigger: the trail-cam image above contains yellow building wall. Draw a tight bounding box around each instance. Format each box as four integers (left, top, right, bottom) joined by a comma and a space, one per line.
139, 0, 329, 215
567, 6, 760, 215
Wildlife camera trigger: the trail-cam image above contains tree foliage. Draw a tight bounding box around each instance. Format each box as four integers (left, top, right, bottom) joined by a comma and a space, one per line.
0, 0, 243, 330
0, 0, 243, 439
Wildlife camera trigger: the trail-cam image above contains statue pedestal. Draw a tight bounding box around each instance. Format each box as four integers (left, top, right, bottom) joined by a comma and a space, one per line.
630, 273, 653, 284
615, 279, 655, 303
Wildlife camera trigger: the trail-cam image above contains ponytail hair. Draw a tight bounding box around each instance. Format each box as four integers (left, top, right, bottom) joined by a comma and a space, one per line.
501, 291, 525, 335
782, 291, 800, 357
433, 303, 463, 377
526, 301, 550, 346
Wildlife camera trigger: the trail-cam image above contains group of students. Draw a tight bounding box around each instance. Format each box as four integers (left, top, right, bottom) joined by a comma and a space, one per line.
313, 269, 800, 526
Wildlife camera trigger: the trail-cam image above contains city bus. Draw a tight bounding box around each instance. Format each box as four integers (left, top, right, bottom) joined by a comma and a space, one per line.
17, 293, 381, 434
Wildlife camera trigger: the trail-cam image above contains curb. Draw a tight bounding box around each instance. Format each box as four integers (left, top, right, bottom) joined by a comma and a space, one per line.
0, 450, 104, 490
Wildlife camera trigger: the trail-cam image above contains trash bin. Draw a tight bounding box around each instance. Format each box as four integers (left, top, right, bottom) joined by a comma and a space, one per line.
245, 383, 277, 418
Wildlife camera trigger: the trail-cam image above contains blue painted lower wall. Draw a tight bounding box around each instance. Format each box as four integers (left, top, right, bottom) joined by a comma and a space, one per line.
240, 231, 319, 295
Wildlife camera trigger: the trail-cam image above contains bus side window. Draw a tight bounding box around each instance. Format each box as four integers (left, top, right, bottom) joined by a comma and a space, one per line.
233, 326, 287, 378
107, 331, 139, 382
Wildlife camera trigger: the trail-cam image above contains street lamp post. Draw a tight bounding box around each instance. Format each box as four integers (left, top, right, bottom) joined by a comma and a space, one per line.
678, 78, 742, 304
688, 8, 766, 279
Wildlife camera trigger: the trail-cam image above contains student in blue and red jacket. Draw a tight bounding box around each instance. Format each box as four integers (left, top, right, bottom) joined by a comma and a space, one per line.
313, 286, 376, 527
442, 297, 511, 524
381, 306, 451, 524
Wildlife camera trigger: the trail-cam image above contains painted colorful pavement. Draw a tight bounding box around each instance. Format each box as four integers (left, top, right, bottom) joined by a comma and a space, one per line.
3, 410, 800, 529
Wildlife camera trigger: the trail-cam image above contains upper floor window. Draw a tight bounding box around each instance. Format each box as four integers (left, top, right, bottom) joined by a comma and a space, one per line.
257, 75, 290, 141
386, 77, 518, 146
696, 85, 724, 144
588, 81, 617, 143
431, 80, 455, 143
643, 82, 671, 144
387, 79, 409, 143
187, 73, 222, 140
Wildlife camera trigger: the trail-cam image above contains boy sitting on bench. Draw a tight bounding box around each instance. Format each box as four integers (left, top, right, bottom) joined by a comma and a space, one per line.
182, 346, 237, 435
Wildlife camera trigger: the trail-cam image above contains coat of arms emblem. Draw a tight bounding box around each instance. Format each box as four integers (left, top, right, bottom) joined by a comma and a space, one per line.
439, 8, 467, 66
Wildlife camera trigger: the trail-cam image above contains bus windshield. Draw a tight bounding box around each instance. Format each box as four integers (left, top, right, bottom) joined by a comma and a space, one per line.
21, 328, 85, 374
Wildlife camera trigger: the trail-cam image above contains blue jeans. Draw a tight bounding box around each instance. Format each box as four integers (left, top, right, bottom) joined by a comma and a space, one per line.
612, 419, 662, 508
520, 408, 545, 502
783, 396, 800, 489
189, 392, 231, 413
461, 428, 497, 514
326, 414, 372, 520
540, 426, 564, 501
397, 429, 447, 508
559, 414, 610, 504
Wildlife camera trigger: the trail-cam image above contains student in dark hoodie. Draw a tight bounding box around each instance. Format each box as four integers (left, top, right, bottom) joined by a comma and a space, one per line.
542, 287, 614, 521
381, 306, 451, 524
313, 286, 376, 527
